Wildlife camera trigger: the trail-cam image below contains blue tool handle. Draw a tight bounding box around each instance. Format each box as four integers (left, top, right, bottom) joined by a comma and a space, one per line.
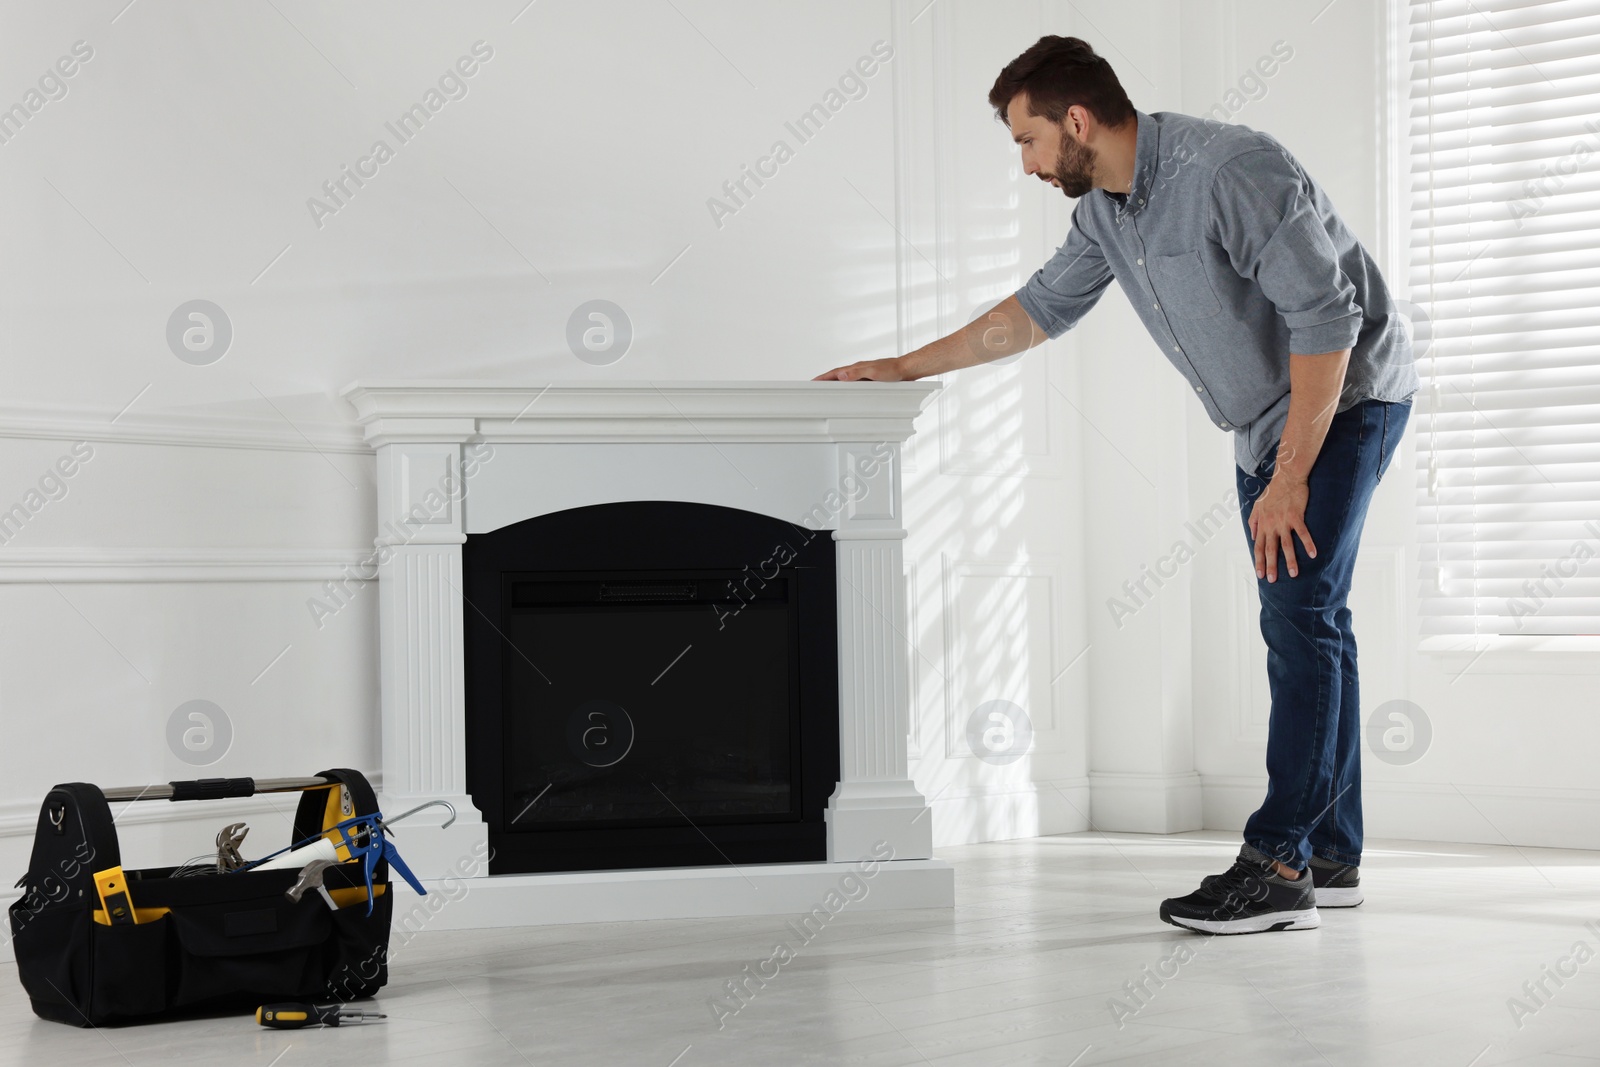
381, 839, 427, 896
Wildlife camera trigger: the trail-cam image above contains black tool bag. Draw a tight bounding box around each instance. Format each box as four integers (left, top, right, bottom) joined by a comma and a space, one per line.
8, 768, 392, 1027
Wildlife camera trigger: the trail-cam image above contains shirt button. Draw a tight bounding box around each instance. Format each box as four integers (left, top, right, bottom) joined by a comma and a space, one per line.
1153, 303, 1160, 310
1137, 258, 1144, 265
1138, 198, 1146, 205
1219, 421, 1230, 429
1196, 385, 1204, 393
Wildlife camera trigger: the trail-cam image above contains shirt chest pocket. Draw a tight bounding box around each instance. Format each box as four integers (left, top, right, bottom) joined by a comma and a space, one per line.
1147, 251, 1221, 319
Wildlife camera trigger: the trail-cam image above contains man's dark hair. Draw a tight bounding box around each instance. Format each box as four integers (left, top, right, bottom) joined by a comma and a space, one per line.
988, 36, 1134, 130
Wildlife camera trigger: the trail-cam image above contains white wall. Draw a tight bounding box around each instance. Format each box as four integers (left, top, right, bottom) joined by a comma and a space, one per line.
0, 0, 1183, 894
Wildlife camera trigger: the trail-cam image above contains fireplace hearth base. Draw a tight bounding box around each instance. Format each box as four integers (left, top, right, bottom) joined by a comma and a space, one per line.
385, 857, 955, 931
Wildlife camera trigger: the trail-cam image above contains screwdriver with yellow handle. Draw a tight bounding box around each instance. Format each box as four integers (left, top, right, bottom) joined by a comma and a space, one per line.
255, 1003, 387, 1028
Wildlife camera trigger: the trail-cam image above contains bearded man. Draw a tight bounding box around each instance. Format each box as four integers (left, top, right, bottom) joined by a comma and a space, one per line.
815, 35, 1416, 935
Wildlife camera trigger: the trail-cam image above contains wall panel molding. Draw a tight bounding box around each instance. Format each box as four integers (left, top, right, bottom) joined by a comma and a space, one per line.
0, 403, 366, 455
940, 554, 1065, 759
0, 548, 374, 583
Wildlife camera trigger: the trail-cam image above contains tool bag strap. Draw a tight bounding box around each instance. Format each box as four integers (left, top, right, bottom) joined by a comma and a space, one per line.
289, 768, 387, 882
15, 783, 119, 910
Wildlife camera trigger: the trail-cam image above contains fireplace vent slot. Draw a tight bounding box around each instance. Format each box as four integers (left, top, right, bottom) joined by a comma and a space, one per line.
599, 581, 699, 602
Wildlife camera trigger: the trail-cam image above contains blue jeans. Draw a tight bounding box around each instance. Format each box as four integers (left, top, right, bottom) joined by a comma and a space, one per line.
1235, 397, 1410, 871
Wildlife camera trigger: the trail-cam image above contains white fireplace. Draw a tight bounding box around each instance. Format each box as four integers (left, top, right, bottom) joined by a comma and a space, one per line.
339, 380, 953, 927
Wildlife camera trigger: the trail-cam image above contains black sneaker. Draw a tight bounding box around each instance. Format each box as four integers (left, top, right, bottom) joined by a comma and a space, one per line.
1309, 855, 1363, 908
1159, 845, 1319, 935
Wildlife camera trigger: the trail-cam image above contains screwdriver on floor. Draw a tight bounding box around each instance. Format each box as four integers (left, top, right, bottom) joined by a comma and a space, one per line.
256, 1003, 387, 1028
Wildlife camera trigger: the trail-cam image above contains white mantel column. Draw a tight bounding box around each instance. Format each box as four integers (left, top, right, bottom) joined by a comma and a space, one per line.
825, 443, 934, 862
372, 436, 489, 878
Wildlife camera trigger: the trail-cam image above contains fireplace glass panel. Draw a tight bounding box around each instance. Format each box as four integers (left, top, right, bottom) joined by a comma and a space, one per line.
503, 573, 799, 830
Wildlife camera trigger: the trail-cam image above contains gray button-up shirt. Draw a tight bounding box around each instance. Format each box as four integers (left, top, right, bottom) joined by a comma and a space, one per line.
1014, 109, 1418, 471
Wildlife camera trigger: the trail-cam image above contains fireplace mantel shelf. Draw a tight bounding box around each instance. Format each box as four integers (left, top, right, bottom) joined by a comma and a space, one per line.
341, 379, 940, 445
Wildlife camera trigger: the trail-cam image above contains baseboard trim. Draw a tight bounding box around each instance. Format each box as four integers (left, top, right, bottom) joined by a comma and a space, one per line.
1089, 771, 1204, 833
1201, 775, 1600, 852
921, 777, 1091, 846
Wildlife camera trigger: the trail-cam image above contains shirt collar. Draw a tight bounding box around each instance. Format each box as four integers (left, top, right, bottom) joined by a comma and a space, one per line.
1108, 109, 1156, 222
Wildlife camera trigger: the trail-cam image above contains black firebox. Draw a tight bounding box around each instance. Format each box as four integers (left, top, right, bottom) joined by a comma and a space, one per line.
463, 501, 840, 875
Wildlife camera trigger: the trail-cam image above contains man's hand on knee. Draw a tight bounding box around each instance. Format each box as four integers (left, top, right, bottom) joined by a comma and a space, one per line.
1249, 476, 1317, 582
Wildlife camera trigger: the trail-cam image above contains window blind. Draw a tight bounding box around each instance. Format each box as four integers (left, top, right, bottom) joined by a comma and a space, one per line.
1407, 0, 1600, 640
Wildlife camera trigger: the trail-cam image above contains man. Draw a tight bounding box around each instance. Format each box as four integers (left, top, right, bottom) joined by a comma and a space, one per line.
815, 35, 1417, 934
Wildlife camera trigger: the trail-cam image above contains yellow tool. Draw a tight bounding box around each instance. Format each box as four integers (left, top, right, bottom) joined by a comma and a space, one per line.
89, 865, 169, 925
92, 867, 136, 925
255, 1002, 386, 1028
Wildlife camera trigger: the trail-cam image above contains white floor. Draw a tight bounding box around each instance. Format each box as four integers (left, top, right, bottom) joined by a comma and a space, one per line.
6, 831, 1600, 1065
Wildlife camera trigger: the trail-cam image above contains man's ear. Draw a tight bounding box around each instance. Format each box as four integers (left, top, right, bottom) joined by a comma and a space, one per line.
1062, 104, 1089, 143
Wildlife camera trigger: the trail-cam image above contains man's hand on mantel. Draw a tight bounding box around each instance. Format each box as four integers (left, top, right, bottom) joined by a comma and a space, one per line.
814, 295, 1048, 381
812, 356, 912, 381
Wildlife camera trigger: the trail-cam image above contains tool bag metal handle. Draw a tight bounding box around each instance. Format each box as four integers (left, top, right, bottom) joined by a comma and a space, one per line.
101, 777, 336, 803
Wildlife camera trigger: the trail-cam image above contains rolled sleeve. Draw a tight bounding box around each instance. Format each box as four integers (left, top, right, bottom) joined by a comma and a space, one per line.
1014, 202, 1114, 339
1209, 147, 1363, 355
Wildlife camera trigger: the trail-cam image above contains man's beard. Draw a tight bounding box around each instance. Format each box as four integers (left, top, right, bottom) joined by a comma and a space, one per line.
1048, 133, 1097, 198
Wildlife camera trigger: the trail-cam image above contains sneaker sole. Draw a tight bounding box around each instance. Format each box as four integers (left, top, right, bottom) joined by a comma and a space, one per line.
1160, 907, 1321, 935
1313, 886, 1363, 908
